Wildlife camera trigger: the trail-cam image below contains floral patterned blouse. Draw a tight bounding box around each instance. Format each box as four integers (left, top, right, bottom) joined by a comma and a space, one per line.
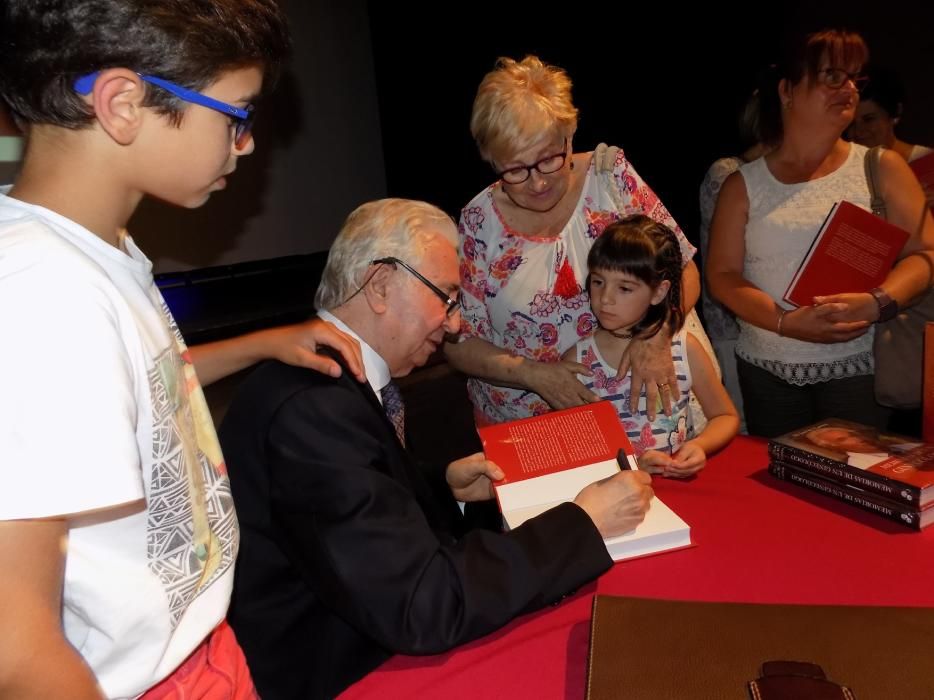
457, 149, 696, 425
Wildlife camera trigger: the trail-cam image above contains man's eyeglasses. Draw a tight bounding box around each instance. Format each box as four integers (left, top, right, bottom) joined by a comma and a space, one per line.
817, 68, 868, 91
373, 257, 461, 317
73, 72, 256, 149
495, 139, 569, 185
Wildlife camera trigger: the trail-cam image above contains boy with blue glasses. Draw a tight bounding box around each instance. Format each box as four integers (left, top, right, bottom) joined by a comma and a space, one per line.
0, 2, 363, 698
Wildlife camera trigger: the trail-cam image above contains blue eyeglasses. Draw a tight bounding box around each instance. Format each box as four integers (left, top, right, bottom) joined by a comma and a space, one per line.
73, 72, 256, 149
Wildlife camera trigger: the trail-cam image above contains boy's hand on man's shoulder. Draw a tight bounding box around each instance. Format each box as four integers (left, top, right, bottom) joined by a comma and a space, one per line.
265, 319, 366, 382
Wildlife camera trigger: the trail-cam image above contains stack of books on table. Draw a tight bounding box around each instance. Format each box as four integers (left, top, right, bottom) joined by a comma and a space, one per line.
767, 418, 934, 530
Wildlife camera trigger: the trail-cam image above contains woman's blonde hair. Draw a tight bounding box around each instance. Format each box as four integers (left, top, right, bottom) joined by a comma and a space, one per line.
470, 55, 578, 165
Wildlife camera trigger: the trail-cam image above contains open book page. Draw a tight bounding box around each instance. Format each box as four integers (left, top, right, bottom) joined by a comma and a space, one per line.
480, 401, 691, 562
497, 458, 619, 530
603, 498, 690, 560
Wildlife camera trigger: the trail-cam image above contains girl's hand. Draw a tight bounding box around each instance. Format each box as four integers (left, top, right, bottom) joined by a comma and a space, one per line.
637, 449, 671, 475
667, 441, 706, 477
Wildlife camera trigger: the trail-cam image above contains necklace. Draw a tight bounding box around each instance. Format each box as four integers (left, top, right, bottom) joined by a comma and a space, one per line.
607, 328, 633, 339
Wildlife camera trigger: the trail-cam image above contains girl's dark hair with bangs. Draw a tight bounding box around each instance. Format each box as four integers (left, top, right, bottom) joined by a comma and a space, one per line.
758, 28, 869, 145
586, 214, 684, 340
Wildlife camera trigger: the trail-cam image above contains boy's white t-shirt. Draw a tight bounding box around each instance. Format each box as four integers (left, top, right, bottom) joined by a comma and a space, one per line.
0, 191, 237, 699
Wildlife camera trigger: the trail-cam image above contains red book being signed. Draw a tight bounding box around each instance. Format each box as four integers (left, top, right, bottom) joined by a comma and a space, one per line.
783, 200, 908, 307
479, 401, 690, 562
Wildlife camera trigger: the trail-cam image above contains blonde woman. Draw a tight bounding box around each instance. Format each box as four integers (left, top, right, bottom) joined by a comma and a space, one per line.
445, 55, 703, 427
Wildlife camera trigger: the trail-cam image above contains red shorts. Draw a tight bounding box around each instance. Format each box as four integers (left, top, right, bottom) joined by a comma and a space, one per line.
140, 621, 257, 700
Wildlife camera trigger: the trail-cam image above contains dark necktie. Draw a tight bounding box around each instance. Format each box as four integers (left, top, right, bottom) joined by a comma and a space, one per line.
380, 380, 406, 446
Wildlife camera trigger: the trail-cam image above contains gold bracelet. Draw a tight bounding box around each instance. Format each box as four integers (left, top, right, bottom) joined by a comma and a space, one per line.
776, 308, 787, 337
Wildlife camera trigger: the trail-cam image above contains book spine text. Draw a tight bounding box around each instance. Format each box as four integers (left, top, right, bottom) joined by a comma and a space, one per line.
769, 462, 921, 530
767, 442, 920, 506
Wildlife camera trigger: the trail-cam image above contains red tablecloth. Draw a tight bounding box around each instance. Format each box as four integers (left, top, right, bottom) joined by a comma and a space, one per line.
340, 436, 934, 700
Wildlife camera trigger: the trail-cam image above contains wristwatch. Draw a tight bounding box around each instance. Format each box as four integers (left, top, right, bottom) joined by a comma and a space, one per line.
869, 287, 898, 323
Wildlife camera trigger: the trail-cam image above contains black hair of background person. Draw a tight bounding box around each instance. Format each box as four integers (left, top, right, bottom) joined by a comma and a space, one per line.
367, 1, 934, 257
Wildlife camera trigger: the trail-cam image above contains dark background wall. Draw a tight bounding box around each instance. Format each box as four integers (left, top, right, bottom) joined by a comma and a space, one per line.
132, 0, 934, 273
369, 2, 934, 258
132, 0, 387, 271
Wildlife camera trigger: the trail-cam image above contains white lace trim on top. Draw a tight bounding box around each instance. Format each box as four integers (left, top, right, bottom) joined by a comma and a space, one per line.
735, 346, 873, 385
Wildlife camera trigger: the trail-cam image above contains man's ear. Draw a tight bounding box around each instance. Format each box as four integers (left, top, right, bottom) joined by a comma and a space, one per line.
650, 279, 671, 306
86, 69, 148, 146
362, 263, 392, 314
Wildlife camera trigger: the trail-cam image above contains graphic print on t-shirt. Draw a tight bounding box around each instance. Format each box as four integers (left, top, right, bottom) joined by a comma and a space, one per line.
146, 303, 236, 626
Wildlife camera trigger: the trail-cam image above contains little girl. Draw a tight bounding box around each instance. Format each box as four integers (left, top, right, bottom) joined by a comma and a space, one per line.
563, 215, 739, 477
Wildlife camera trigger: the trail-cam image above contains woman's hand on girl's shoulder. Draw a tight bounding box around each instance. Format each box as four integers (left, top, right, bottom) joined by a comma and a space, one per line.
619, 331, 677, 420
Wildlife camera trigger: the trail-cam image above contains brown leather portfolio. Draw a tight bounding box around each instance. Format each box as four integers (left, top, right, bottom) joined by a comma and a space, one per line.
586, 595, 934, 700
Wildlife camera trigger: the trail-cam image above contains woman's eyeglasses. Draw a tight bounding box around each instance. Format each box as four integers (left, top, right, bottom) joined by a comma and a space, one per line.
495, 139, 569, 185
817, 68, 869, 91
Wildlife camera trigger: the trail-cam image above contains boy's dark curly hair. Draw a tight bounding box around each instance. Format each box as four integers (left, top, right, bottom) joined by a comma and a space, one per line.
0, 0, 290, 128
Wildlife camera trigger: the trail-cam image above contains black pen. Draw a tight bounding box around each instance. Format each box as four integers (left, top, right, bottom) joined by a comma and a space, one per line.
616, 448, 632, 471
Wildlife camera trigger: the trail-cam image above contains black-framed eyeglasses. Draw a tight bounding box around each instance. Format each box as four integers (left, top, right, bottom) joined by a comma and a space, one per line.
73, 72, 256, 149
494, 139, 569, 184
373, 257, 461, 317
817, 68, 868, 91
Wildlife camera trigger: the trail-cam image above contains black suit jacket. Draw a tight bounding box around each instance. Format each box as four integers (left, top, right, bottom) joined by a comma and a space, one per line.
220, 357, 611, 700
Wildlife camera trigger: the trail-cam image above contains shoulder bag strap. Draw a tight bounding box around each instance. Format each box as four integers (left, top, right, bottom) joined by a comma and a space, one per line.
863, 145, 888, 220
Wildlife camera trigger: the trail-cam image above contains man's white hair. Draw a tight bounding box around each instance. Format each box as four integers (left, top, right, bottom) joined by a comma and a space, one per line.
315, 198, 458, 311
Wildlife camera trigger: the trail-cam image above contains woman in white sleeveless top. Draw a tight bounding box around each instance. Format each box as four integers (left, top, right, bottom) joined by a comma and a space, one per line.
706, 29, 934, 438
